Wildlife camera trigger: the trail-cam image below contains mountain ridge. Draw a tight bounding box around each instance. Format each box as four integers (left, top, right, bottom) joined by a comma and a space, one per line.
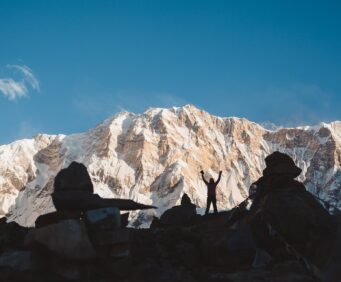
0, 105, 340, 227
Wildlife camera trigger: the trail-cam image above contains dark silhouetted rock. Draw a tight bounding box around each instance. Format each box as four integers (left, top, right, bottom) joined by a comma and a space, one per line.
54, 161, 93, 193
120, 212, 130, 228
226, 227, 256, 252
0, 250, 36, 272
263, 151, 302, 178
85, 207, 121, 231
35, 210, 82, 228
155, 193, 197, 227
90, 229, 130, 246
25, 219, 96, 259
0, 218, 30, 251
181, 193, 193, 206
53, 191, 156, 211
321, 214, 341, 282
50, 259, 97, 281
249, 151, 336, 267
1, 153, 338, 281
225, 200, 250, 229
110, 243, 130, 258
150, 216, 161, 228
159, 205, 196, 227
51, 162, 156, 212
252, 248, 273, 269
220, 264, 315, 282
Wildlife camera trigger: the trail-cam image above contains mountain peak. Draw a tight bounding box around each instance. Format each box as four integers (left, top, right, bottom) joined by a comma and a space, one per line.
1, 106, 340, 227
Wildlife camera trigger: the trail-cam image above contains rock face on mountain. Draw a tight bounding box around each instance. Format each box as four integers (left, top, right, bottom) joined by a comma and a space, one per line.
0, 105, 340, 227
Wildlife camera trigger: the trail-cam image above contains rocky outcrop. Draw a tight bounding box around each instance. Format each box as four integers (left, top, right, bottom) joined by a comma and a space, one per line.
0, 209, 338, 281
151, 193, 197, 227
0, 105, 340, 227
0, 153, 339, 281
248, 151, 336, 268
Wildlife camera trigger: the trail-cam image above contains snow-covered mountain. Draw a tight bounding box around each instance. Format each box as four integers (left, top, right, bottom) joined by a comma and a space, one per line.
0, 105, 340, 227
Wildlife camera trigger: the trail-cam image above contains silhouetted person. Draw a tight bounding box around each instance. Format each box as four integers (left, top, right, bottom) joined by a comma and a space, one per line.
201, 170, 222, 215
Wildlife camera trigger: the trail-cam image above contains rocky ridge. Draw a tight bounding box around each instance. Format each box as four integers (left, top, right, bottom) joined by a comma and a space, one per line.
0, 105, 340, 227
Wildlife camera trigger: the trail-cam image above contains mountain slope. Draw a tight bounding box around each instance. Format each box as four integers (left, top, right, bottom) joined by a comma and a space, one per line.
0, 105, 340, 227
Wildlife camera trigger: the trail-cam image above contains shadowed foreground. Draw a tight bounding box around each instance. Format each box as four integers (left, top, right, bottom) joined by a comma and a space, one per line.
0, 154, 340, 282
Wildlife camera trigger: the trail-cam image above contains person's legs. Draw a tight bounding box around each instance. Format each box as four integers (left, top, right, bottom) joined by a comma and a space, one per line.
212, 197, 218, 214
205, 197, 212, 215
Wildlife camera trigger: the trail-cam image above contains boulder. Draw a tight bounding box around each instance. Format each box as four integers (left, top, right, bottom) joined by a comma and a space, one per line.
181, 193, 193, 206
85, 207, 121, 231
251, 182, 335, 265
252, 248, 273, 269
0, 250, 36, 272
52, 191, 156, 211
110, 243, 130, 258
50, 259, 96, 281
321, 214, 341, 282
90, 229, 130, 246
52, 162, 156, 213
0, 218, 29, 251
26, 219, 96, 259
226, 227, 256, 252
35, 210, 82, 228
120, 212, 130, 228
158, 194, 197, 227
263, 151, 302, 178
150, 216, 161, 228
248, 152, 336, 266
54, 161, 93, 193
159, 205, 196, 227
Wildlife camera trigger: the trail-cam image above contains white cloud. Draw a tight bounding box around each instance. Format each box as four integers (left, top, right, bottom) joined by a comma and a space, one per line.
0, 78, 27, 100
7, 64, 40, 91
0, 64, 40, 101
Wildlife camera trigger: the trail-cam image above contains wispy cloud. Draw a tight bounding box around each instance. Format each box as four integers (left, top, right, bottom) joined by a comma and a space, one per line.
0, 64, 40, 101
7, 64, 40, 91
0, 78, 27, 100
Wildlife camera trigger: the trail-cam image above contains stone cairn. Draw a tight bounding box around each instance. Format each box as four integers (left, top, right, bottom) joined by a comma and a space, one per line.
23, 161, 155, 280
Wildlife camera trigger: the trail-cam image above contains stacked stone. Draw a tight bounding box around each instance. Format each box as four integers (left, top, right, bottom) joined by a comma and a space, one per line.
20, 162, 152, 280
85, 207, 130, 259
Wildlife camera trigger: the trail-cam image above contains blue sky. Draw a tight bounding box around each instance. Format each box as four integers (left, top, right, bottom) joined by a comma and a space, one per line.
0, 0, 340, 144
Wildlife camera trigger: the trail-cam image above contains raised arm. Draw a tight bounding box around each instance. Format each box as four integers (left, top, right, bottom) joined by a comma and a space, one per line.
200, 171, 209, 185
215, 171, 222, 184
